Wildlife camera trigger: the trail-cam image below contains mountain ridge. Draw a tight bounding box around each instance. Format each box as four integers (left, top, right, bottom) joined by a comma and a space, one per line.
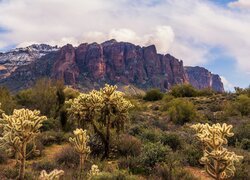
0, 40, 224, 92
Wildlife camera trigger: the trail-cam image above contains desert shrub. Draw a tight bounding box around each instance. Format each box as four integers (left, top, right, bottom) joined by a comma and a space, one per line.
232, 150, 250, 180
161, 133, 182, 151
0, 86, 17, 114
40, 118, 58, 131
117, 134, 142, 157
182, 143, 203, 167
139, 128, 163, 143
3, 167, 19, 179
54, 145, 79, 168
38, 131, 67, 146
155, 164, 198, 180
128, 124, 145, 136
143, 89, 163, 101
174, 169, 198, 180
32, 160, 58, 172
240, 138, 250, 150
0, 148, 7, 164
140, 142, 170, 169
197, 88, 215, 96
166, 99, 198, 125
93, 170, 137, 180
235, 94, 250, 116
170, 84, 198, 97
118, 156, 144, 174
230, 122, 250, 147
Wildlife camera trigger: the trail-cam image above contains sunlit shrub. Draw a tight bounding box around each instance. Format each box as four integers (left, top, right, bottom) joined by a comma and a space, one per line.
166, 99, 198, 125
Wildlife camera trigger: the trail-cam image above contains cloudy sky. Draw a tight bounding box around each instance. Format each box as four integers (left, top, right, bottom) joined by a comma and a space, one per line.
0, 0, 250, 91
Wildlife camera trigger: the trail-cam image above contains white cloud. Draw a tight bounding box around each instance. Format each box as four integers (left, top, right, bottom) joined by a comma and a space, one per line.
0, 0, 250, 75
221, 76, 235, 91
228, 0, 250, 9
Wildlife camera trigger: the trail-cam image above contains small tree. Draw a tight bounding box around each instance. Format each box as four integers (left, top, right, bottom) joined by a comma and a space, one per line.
69, 128, 91, 175
191, 123, 243, 180
0, 108, 47, 180
66, 84, 133, 159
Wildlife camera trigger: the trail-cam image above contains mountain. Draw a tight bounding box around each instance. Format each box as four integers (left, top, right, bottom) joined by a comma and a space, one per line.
0, 44, 58, 79
0, 40, 224, 92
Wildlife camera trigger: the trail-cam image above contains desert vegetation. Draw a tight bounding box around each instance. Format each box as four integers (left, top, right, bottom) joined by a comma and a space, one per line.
0, 79, 249, 179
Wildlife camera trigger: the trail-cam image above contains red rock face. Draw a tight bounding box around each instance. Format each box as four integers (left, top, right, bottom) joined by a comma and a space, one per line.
0, 40, 224, 92
51, 40, 221, 91
52, 44, 79, 85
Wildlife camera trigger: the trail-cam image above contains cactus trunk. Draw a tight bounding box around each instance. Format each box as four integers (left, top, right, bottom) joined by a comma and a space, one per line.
18, 143, 26, 180
103, 114, 111, 159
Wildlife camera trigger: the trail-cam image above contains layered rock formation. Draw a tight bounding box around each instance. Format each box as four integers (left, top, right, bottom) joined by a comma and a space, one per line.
0, 40, 224, 92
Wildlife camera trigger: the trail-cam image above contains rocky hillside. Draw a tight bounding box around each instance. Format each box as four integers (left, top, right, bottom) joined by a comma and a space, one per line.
0, 40, 224, 92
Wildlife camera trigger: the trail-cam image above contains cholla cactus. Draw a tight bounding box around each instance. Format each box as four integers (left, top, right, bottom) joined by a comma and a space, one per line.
0, 108, 47, 180
39, 169, 64, 180
69, 128, 91, 173
191, 123, 243, 180
88, 164, 100, 179
66, 84, 133, 159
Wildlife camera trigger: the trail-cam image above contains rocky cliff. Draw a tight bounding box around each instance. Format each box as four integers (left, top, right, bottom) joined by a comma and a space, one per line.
184, 66, 224, 92
0, 40, 224, 92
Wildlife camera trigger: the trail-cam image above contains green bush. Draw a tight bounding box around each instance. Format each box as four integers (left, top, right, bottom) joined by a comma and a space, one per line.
118, 156, 144, 174
161, 133, 183, 151
139, 128, 163, 143
233, 150, 250, 180
182, 143, 203, 167
140, 142, 170, 169
0, 86, 17, 114
166, 99, 198, 125
235, 95, 250, 116
170, 84, 198, 97
143, 89, 163, 101
117, 134, 142, 157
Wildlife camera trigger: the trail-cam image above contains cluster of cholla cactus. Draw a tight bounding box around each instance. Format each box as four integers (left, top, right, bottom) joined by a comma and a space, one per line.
69, 128, 91, 176
66, 84, 133, 158
39, 169, 64, 180
88, 164, 100, 179
191, 123, 243, 180
0, 108, 47, 180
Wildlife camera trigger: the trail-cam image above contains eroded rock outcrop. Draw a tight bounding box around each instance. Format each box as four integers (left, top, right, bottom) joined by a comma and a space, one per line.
0, 40, 224, 92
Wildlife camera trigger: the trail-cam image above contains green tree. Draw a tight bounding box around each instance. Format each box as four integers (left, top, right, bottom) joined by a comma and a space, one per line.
15, 78, 65, 119
0, 109, 47, 179
66, 84, 133, 159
